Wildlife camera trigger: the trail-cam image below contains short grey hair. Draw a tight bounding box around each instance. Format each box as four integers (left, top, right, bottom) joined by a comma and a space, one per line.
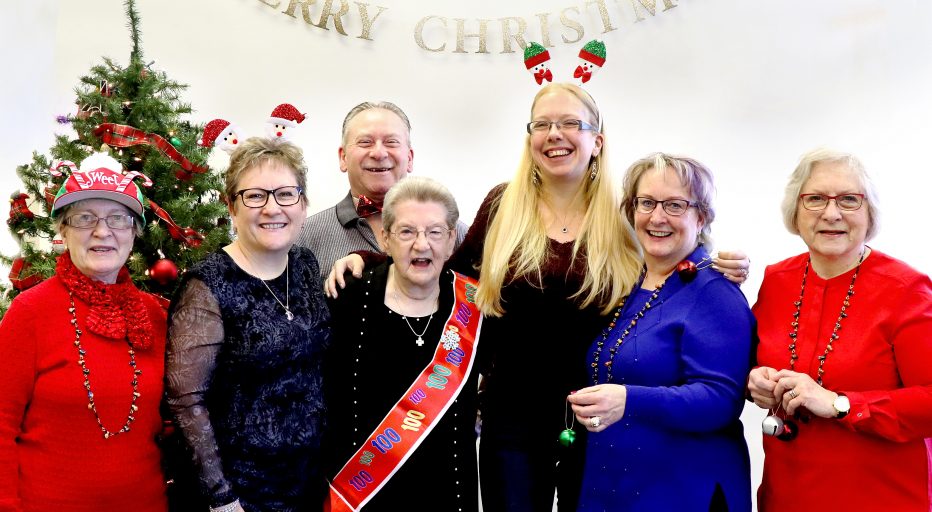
621, 153, 717, 247
54, 199, 144, 236
382, 176, 459, 232
781, 148, 880, 241
341, 101, 412, 147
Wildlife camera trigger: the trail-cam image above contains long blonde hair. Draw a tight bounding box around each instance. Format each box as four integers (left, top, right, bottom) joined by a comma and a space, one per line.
476, 84, 642, 316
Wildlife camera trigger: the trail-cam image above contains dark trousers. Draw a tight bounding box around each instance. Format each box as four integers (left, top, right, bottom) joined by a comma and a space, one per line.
479, 437, 584, 512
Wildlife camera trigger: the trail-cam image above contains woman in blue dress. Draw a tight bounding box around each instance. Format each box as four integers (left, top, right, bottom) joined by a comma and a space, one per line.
568, 153, 753, 512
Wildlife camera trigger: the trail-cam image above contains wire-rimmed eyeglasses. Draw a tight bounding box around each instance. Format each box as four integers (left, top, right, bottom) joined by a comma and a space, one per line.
798, 193, 864, 211
65, 213, 136, 230
389, 226, 452, 242
633, 197, 697, 217
526, 119, 597, 135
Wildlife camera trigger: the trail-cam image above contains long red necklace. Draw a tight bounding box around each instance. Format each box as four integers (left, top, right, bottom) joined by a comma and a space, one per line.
69, 292, 141, 439
788, 250, 864, 386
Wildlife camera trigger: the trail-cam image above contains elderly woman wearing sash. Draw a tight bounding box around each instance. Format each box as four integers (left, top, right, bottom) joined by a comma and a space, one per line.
324, 176, 481, 512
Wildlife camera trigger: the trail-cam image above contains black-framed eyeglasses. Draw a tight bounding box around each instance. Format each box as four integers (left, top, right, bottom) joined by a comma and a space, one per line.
798, 193, 864, 211
389, 226, 452, 242
65, 213, 136, 230
234, 186, 304, 208
526, 119, 597, 134
634, 197, 697, 217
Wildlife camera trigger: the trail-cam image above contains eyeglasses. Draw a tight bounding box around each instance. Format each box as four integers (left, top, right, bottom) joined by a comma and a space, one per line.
634, 197, 697, 217
526, 119, 597, 135
234, 186, 304, 208
389, 226, 452, 242
65, 213, 136, 230
798, 193, 864, 211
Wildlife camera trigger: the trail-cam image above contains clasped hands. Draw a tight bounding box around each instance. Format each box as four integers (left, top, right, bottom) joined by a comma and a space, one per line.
747, 367, 839, 419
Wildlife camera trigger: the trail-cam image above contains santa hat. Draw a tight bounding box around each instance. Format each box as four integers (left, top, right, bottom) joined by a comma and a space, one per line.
524, 43, 551, 69
578, 40, 607, 67
268, 103, 306, 128
50, 153, 152, 221
199, 118, 235, 148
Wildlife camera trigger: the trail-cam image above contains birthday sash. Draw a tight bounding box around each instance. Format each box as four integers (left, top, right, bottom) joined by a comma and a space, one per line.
326, 271, 482, 512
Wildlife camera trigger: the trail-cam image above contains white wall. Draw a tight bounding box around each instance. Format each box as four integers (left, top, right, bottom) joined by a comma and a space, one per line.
4, 1, 932, 507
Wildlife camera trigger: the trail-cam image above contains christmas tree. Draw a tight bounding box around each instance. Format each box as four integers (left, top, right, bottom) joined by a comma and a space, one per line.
0, 0, 230, 316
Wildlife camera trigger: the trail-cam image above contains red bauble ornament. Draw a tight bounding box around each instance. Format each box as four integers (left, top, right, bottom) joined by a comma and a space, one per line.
149, 258, 179, 285
676, 260, 698, 282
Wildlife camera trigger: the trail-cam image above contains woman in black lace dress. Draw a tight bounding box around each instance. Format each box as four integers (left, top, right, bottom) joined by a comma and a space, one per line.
165, 137, 330, 512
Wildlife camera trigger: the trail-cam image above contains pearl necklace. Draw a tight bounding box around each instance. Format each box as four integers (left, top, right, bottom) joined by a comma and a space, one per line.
788, 250, 864, 386
68, 292, 141, 439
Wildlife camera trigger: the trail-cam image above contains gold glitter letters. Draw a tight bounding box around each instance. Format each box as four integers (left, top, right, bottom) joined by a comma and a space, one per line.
356, 2, 387, 41
415, 15, 447, 52
453, 18, 491, 54
630, 0, 679, 23
499, 17, 529, 54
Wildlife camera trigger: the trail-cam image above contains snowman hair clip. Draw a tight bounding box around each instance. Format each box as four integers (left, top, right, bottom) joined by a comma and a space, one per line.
523, 39, 607, 86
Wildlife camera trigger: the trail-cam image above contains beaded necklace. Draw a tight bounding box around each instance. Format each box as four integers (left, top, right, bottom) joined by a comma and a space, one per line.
591, 281, 664, 385
788, 250, 864, 386
68, 292, 141, 439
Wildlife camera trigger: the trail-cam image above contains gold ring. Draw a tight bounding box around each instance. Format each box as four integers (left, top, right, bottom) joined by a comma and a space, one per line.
789, 389, 798, 399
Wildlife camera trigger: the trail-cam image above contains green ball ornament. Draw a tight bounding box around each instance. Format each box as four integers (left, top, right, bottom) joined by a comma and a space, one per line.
558, 428, 576, 447
170, 136, 182, 148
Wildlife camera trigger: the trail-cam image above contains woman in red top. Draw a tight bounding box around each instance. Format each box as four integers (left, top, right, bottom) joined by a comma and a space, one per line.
747, 148, 932, 511
0, 153, 167, 512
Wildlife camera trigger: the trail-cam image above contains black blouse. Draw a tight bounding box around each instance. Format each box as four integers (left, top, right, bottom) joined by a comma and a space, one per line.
166, 247, 331, 511
325, 261, 480, 512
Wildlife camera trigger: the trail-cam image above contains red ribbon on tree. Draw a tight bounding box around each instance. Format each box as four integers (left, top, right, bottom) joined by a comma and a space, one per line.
147, 199, 204, 248
8, 257, 43, 291
93, 123, 207, 176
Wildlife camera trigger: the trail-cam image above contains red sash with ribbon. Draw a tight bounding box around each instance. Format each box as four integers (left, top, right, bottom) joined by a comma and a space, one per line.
326, 271, 482, 512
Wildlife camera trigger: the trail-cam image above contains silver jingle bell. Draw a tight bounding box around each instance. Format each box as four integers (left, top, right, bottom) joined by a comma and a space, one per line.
761, 415, 785, 437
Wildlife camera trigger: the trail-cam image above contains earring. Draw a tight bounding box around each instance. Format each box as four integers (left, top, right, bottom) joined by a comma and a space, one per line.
589, 160, 599, 181
531, 164, 541, 185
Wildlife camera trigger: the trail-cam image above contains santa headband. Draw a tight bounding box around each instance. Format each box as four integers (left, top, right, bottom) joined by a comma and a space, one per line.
522, 39, 608, 86
49, 153, 152, 221
199, 102, 307, 152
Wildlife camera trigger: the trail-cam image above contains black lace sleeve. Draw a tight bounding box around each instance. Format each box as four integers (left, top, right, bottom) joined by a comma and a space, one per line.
164, 278, 238, 506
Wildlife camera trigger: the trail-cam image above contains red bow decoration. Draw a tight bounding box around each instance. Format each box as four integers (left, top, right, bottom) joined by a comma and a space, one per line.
573, 66, 593, 84
8, 193, 33, 224
356, 195, 383, 218
535, 68, 553, 85
93, 123, 207, 176
147, 199, 205, 247
8, 257, 43, 291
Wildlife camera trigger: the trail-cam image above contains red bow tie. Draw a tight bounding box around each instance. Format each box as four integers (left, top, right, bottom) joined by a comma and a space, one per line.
535, 68, 553, 85
356, 195, 383, 218
574, 66, 592, 83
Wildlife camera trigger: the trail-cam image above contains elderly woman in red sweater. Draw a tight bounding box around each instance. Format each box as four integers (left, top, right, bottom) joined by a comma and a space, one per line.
748, 148, 932, 511
0, 153, 168, 512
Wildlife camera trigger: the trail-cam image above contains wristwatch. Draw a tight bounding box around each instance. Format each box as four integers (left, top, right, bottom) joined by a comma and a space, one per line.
832, 393, 850, 419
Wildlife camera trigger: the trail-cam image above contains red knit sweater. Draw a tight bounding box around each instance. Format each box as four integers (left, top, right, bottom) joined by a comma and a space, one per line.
0, 274, 168, 512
